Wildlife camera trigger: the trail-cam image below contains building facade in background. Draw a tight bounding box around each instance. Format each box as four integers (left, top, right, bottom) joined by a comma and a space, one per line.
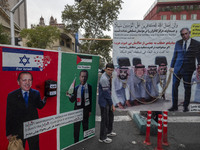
1, 1, 76, 52
0, 0, 27, 45
7, 0, 27, 29
0, 0, 27, 31
144, 0, 200, 20
30, 16, 75, 52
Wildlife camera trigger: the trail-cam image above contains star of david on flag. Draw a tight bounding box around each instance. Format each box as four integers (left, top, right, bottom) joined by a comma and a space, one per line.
19, 55, 30, 66
2, 48, 51, 71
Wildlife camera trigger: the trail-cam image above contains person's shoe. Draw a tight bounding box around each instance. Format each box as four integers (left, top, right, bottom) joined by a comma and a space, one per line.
168, 107, 178, 111
98, 137, 112, 143
107, 132, 117, 137
183, 107, 189, 112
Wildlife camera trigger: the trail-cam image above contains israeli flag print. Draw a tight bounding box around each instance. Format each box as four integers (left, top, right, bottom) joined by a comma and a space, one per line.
2, 48, 44, 71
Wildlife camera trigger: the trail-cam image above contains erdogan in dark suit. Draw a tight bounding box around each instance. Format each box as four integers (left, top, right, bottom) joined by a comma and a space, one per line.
6, 71, 46, 150
169, 28, 200, 112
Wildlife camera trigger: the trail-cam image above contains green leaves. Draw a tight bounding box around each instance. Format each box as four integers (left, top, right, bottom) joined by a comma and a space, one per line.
62, 0, 123, 67
80, 35, 112, 66
0, 24, 10, 44
20, 26, 60, 49
62, 0, 123, 37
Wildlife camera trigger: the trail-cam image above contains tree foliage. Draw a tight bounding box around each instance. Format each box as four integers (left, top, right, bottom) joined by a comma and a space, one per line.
0, 24, 10, 44
80, 35, 112, 66
20, 26, 60, 49
62, 0, 123, 37
62, 0, 123, 66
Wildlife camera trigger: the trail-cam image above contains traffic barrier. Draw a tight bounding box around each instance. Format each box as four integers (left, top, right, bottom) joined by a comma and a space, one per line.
162, 111, 169, 146
143, 111, 152, 145
155, 114, 163, 150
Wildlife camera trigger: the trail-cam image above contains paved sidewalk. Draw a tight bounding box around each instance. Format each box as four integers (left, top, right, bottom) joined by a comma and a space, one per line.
65, 95, 200, 150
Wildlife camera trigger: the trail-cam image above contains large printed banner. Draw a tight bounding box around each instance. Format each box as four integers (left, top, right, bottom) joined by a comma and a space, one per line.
112, 20, 200, 111
0, 45, 99, 150
59, 53, 99, 149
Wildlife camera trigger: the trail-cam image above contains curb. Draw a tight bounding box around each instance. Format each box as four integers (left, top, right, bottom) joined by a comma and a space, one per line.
128, 111, 158, 135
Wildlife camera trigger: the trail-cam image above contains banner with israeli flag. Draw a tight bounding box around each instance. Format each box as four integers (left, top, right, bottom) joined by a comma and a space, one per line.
2, 47, 45, 71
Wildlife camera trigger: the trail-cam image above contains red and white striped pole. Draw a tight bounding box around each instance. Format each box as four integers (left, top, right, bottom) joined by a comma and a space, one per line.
162, 111, 169, 146
144, 111, 152, 145
155, 114, 163, 150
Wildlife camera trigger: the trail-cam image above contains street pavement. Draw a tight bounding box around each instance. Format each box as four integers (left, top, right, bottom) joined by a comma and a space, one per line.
65, 98, 200, 150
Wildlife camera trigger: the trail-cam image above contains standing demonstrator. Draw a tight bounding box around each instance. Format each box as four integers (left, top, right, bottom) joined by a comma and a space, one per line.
98, 63, 116, 144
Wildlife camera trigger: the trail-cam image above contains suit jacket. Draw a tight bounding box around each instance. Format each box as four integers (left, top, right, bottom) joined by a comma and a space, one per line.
69, 84, 92, 114
170, 38, 200, 74
6, 88, 45, 139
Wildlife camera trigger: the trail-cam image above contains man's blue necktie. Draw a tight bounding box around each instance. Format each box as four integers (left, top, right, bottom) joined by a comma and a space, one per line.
24, 92, 29, 108
81, 86, 84, 99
